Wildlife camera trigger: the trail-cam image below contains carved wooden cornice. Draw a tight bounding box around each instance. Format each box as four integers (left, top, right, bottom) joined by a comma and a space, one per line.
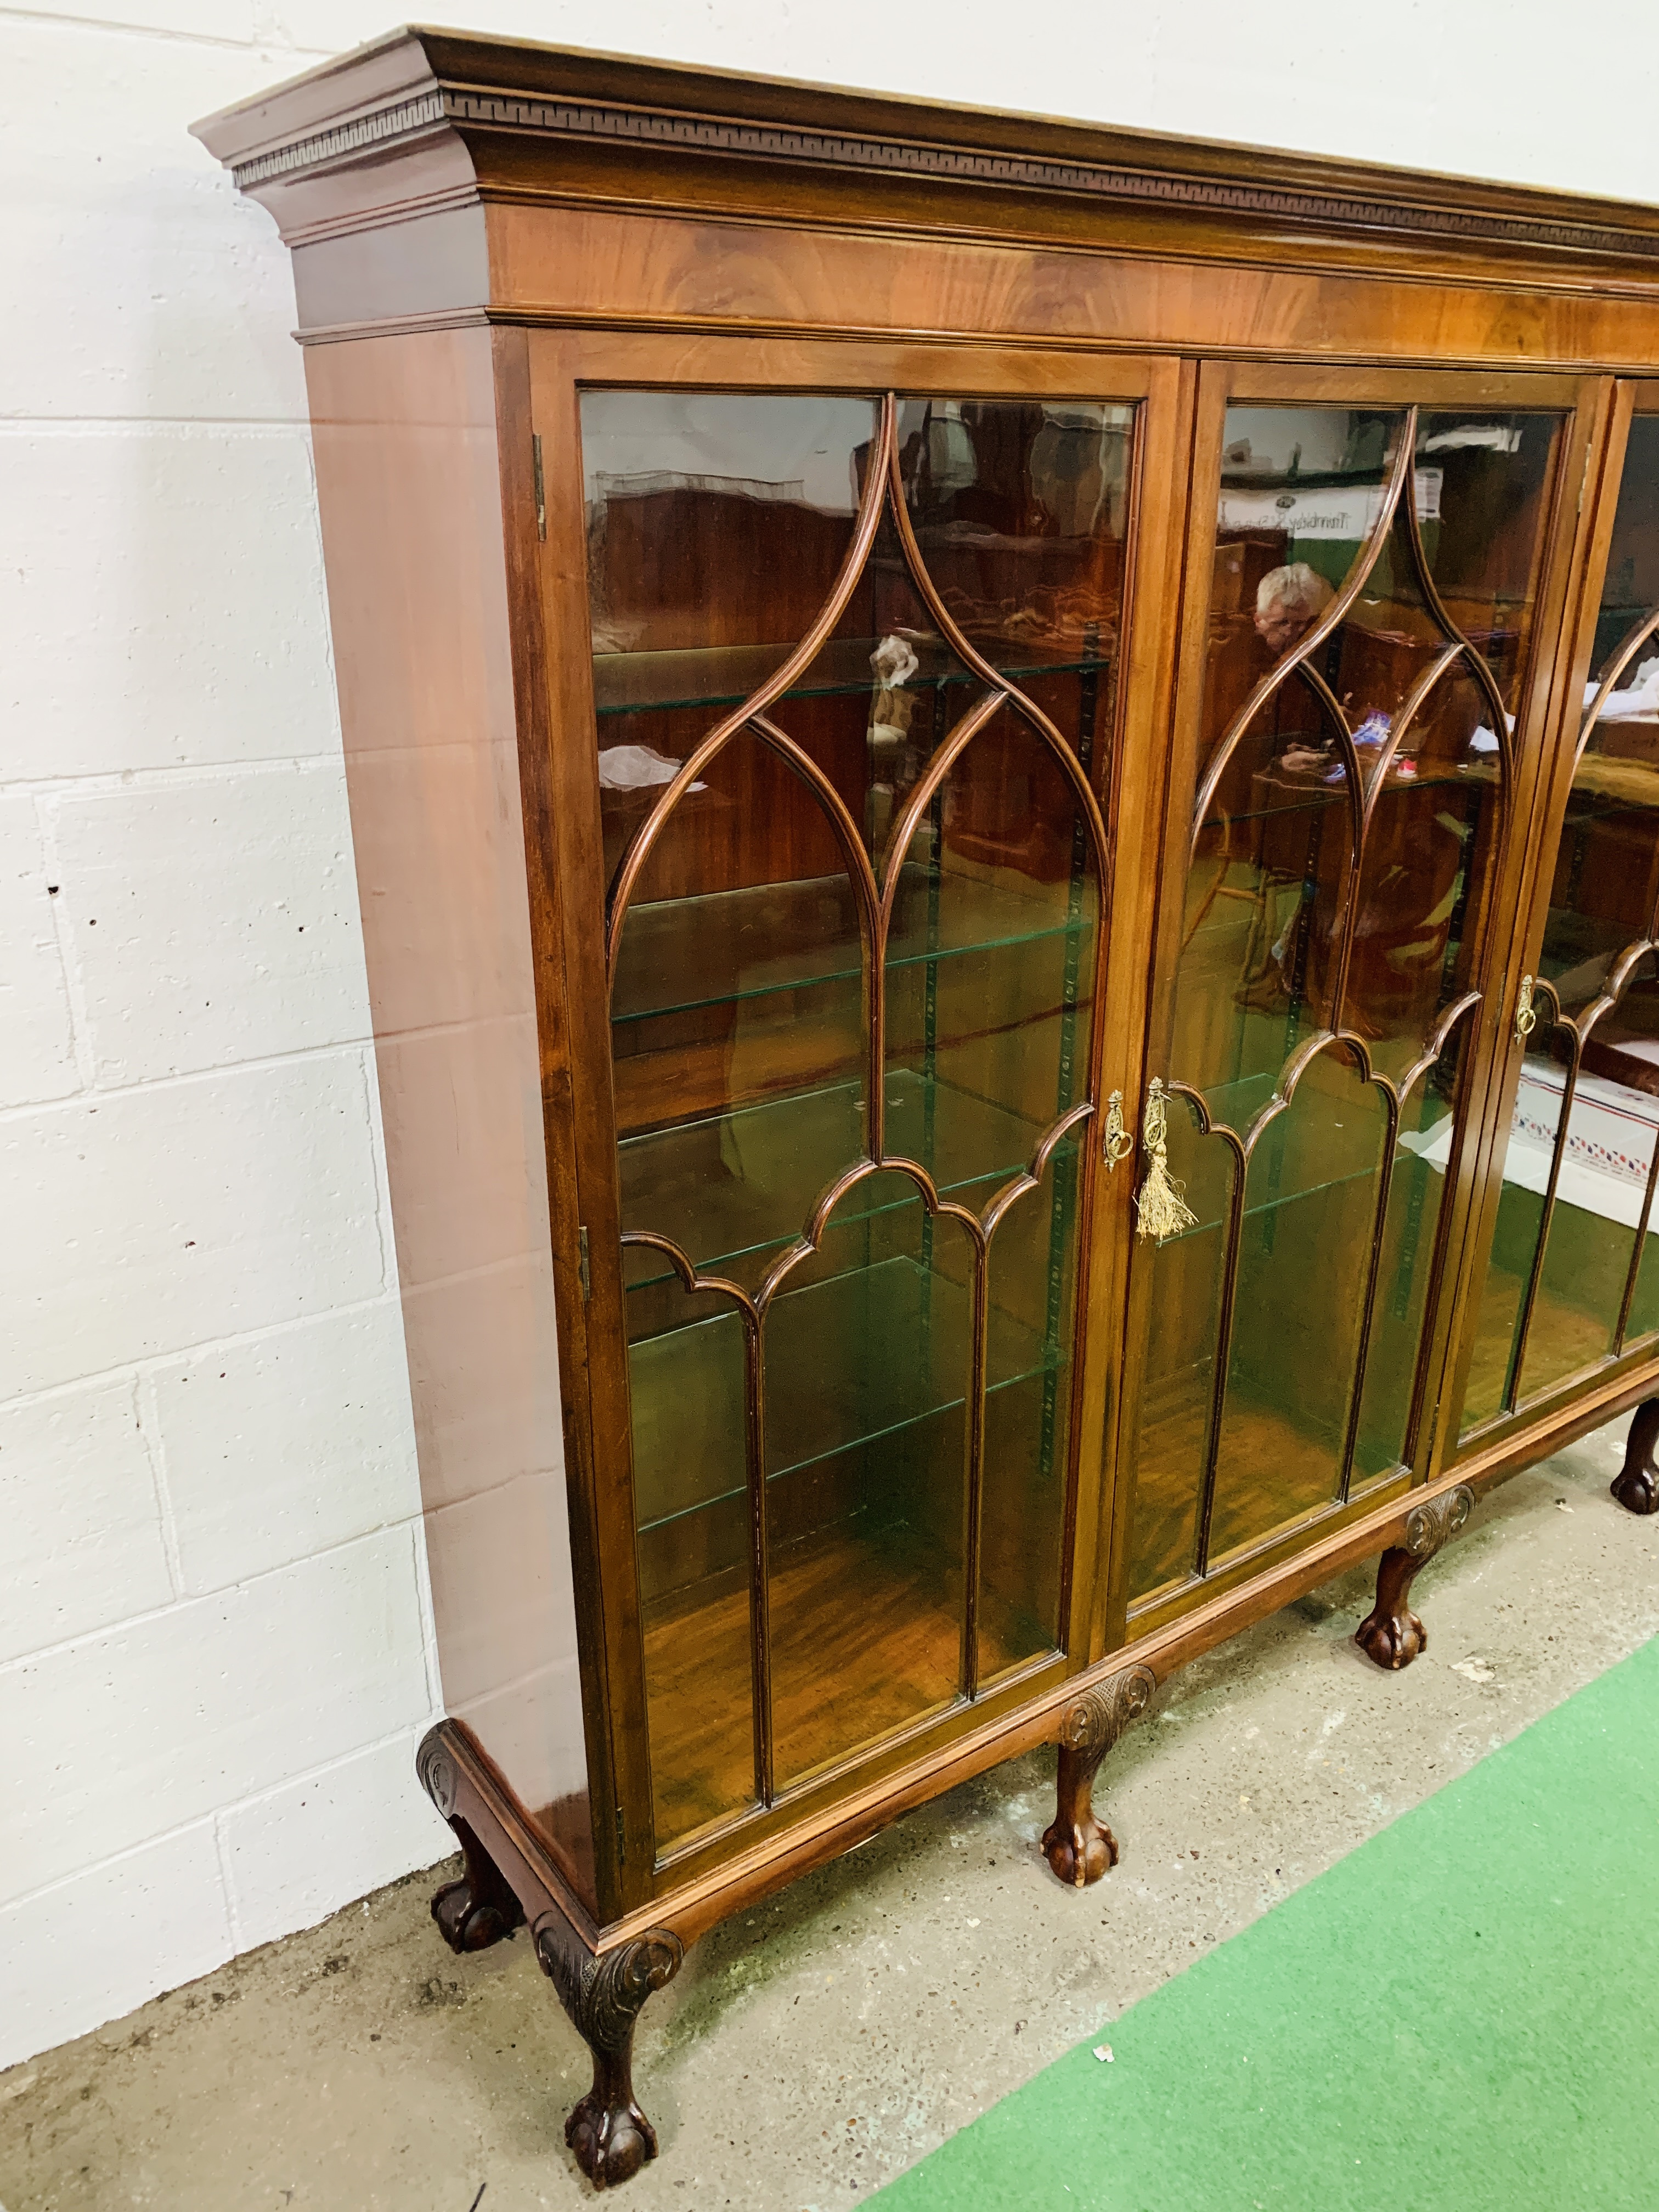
228, 88, 449, 188
226, 79, 1659, 267
194, 29, 1659, 278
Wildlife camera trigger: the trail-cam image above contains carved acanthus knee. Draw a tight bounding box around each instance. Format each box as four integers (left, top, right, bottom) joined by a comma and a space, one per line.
1611, 1397, 1659, 1515
535, 1916, 684, 2190
1355, 1483, 1474, 1671
1041, 1662, 1156, 1887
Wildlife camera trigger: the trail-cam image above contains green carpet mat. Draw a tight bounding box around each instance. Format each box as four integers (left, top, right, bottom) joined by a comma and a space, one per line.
875, 1635, 1659, 2210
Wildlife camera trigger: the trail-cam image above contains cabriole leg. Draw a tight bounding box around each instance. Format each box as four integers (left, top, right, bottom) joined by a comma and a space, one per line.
417, 1731, 524, 1953
431, 1818, 525, 1953
1040, 1663, 1156, 1887
535, 1915, 684, 2191
1355, 1483, 1474, 1671
1611, 1397, 1659, 1515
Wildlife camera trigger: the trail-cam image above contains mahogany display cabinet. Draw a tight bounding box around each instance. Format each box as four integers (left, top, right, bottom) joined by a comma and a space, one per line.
196, 32, 1659, 2186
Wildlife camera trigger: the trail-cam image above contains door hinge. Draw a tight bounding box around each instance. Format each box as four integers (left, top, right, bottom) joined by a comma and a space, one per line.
614, 1804, 626, 1865
532, 433, 546, 541
578, 1224, 591, 1305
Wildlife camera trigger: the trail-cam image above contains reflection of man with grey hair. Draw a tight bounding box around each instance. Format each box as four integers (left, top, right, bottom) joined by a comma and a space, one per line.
1254, 561, 1334, 658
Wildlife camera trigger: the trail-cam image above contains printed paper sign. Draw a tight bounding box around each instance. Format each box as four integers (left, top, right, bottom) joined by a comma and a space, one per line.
1218, 468, 1442, 540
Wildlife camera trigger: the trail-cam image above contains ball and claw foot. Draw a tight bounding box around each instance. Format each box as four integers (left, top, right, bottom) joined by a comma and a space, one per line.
432, 1863, 522, 1953
1355, 1581, 1428, 1671
1355, 1485, 1474, 1672
1611, 1399, 1659, 1515
1040, 1664, 1155, 1889
1040, 1803, 1119, 1887
566, 2056, 659, 2191
430, 1815, 524, 1955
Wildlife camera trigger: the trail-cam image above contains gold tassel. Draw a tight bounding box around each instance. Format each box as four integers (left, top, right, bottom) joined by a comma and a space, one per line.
1134, 1079, 1199, 1244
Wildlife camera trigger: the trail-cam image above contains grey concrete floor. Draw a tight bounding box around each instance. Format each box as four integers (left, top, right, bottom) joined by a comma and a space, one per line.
4, 1416, 1658, 2212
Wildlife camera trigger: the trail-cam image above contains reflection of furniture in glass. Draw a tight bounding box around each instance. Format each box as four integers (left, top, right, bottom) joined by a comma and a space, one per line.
1455, 402, 1659, 1429
1442, 1054, 1659, 1410
1125, 380, 1561, 1634
199, 36, 1659, 2187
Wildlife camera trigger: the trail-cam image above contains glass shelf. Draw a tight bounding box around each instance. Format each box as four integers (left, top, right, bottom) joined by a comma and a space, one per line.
1562, 750, 1659, 811
619, 1067, 1066, 1292
592, 633, 1113, 718
631, 1251, 1057, 1542
1203, 761, 1495, 832
612, 863, 1090, 1028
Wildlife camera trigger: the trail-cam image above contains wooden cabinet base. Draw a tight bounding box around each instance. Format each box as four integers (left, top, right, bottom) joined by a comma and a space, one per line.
1354, 1485, 1476, 1671
418, 1725, 683, 2190
409, 1457, 1549, 2184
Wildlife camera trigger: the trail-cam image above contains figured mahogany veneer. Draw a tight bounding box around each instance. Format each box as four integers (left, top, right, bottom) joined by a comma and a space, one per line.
195, 31, 1659, 2188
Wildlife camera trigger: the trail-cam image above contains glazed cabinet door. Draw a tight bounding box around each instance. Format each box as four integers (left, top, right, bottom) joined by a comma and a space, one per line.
528, 337, 1183, 1887
1107, 362, 1598, 1640
1446, 383, 1659, 1446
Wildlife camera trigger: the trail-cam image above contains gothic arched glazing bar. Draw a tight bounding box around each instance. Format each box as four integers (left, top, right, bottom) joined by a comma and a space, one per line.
884, 426, 1116, 895
603, 385, 1121, 1816
1335, 990, 1481, 1499
602, 392, 897, 983
1501, 493, 1659, 1387
753, 1152, 989, 1706
1190, 416, 1417, 840
1168, 1030, 1374, 1575
746, 708, 884, 1126
1158, 398, 1532, 1577
1180, 656, 1361, 958
617, 1233, 769, 1801
1577, 607, 1659, 782
1615, 979, 1659, 1350
1331, 452, 1511, 1023
1169, 985, 1479, 1575
1506, 943, 1659, 1406
879, 431, 1113, 1677
1168, 421, 1419, 1579
868, 687, 1009, 1156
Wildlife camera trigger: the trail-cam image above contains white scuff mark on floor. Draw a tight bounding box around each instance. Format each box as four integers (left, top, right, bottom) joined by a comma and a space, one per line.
1452, 1657, 1497, 1683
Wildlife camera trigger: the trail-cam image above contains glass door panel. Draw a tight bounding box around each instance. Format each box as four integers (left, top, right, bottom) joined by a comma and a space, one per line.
1127, 392, 1564, 1609
582, 389, 1131, 1849
1459, 409, 1659, 1427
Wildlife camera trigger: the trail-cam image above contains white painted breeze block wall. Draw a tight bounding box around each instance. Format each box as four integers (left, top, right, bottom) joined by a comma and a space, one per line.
5, 0, 1658, 2075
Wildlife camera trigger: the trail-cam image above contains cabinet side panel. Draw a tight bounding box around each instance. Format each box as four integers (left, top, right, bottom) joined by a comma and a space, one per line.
304, 329, 594, 1907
